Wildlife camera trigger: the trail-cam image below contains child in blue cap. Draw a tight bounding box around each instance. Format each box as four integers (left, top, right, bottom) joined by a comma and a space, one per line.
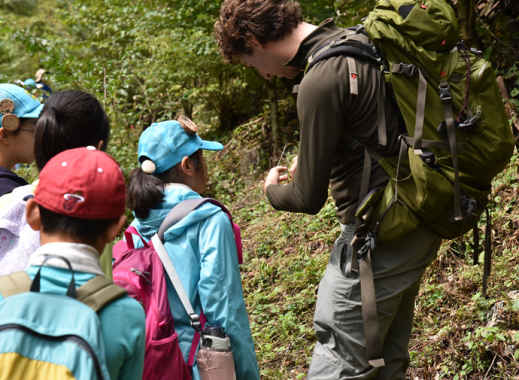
0, 83, 43, 196
126, 118, 260, 380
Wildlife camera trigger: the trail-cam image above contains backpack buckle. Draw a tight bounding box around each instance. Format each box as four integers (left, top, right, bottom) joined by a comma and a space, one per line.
189, 313, 201, 331
352, 231, 376, 261
401, 63, 416, 77
438, 83, 452, 102
393, 63, 416, 77
458, 111, 481, 130
416, 150, 439, 169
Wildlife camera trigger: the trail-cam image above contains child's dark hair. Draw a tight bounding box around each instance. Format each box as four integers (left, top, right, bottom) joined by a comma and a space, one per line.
128, 150, 203, 219
34, 90, 110, 171
38, 205, 118, 246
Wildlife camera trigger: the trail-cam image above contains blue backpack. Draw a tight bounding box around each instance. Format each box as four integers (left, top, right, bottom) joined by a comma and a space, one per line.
0, 255, 126, 380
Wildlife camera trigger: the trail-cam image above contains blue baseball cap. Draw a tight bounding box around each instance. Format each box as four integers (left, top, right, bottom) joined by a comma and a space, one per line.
138, 120, 224, 174
0, 83, 43, 124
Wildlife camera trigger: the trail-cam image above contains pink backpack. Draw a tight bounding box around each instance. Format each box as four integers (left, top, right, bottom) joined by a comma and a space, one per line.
112, 198, 242, 380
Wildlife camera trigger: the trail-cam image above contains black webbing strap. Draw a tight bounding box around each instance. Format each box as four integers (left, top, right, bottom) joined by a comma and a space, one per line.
375, 68, 387, 147
358, 243, 384, 368
350, 149, 372, 274
482, 208, 492, 298
351, 149, 385, 368
359, 148, 372, 205
306, 42, 380, 73
439, 81, 463, 221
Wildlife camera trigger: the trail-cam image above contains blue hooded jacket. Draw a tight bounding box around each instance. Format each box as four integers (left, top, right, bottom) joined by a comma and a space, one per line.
130, 183, 260, 380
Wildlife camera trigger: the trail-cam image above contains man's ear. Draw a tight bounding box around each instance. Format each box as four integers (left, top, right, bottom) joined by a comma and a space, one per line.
249, 37, 262, 50
25, 198, 42, 232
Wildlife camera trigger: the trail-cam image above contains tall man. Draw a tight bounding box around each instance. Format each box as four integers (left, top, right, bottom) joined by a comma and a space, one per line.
215, 1, 442, 379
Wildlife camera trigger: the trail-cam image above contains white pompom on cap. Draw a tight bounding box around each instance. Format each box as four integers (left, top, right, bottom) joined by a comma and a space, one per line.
141, 159, 156, 174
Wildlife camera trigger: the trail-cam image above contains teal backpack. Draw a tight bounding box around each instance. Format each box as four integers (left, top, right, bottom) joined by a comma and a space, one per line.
305, 0, 515, 367
0, 256, 126, 380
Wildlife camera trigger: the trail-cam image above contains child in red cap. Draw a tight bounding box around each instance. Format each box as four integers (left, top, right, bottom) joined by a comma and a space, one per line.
2, 147, 146, 380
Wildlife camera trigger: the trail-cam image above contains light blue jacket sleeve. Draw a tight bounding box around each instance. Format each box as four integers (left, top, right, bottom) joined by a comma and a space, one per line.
198, 211, 260, 380
99, 297, 146, 380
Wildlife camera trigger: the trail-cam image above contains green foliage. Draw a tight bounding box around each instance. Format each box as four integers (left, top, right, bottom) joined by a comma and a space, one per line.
2, 0, 270, 173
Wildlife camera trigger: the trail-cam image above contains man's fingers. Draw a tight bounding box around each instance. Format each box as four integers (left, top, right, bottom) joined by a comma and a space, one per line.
289, 156, 298, 176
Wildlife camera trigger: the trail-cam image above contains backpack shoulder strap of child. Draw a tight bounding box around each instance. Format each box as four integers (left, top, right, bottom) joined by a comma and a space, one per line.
0, 271, 126, 312
158, 197, 243, 264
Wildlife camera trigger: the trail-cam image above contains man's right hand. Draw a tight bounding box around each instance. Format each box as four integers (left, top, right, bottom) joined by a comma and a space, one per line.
263, 166, 288, 194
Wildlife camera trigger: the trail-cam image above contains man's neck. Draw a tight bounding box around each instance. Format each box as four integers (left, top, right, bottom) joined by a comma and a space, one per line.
269, 22, 318, 64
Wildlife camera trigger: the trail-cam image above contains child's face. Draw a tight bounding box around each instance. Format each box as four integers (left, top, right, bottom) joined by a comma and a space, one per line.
12, 119, 37, 164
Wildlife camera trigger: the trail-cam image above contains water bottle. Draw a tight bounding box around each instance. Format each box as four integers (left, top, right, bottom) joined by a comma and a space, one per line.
197, 326, 236, 380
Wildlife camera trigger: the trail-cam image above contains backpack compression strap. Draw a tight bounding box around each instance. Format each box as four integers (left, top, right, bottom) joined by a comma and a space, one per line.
0, 271, 125, 313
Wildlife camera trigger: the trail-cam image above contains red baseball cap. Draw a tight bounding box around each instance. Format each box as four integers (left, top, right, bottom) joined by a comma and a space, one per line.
34, 147, 126, 220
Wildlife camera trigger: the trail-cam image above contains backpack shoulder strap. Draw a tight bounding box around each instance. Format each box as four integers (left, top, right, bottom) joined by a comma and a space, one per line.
0, 271, 126, 312
157, 197, 212, 241
157, 197, 244, 262
305, 28, 381, 74
304, 28, 389, 149
76, 276, 127, 313
0, 271, 31, 298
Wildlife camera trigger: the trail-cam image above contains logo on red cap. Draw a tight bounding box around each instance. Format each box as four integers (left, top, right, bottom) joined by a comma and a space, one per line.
63, 192, 85, 212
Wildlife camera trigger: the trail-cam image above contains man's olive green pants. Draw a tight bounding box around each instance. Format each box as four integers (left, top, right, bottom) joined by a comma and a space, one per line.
308, 224, 441, 380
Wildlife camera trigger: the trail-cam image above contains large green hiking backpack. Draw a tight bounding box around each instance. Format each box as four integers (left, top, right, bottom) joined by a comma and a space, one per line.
308, 0, 514, 242
362, 0, 514, 242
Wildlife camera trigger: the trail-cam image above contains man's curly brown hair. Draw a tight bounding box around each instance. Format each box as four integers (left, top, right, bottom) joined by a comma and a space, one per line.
214, 0, 303, 61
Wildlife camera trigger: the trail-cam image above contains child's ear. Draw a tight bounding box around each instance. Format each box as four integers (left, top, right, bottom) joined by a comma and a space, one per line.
105, 214, 127, 243
25, 199, 42, 231
180, 156, 195, 177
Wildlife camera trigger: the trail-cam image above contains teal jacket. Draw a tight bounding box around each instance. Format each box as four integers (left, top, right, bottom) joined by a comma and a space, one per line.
130, 183, 260, 380
0, 251, 145, 380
